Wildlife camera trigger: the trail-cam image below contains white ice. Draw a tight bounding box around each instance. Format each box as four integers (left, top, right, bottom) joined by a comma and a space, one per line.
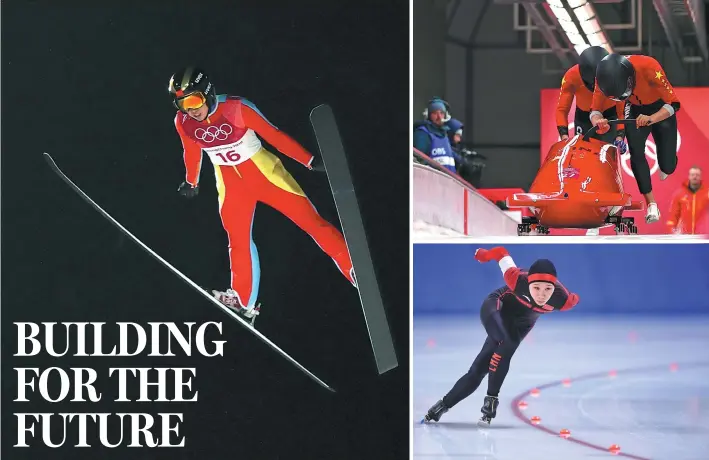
413, 316, 709, 460
413, 220, 467, 237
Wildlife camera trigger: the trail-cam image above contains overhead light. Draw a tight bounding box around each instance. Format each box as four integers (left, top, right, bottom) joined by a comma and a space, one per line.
546, 0, 614, 54
579, 17, 601, 36
574, 44, 591, 54
566, 0, 586, 8
573, 3, 594, 22
548, 3, 573, 23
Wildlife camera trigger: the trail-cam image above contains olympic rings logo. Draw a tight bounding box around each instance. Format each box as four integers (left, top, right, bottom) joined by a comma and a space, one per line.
194, 124, 233, 143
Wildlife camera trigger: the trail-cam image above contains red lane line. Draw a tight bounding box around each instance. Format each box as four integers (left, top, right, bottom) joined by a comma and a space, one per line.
509, 361, 709, 460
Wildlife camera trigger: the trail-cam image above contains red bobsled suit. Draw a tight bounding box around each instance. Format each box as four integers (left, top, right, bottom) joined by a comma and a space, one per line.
174, 95, 355, 307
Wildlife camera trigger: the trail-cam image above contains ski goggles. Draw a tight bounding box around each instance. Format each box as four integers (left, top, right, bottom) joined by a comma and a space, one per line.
176, 92, 206, 111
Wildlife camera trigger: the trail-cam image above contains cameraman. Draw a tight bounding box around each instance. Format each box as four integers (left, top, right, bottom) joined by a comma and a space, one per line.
446, 117, 486, 188
414, 98, 457, 172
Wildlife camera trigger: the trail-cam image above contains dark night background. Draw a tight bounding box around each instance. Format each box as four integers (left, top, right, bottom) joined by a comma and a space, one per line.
2, 1, 410, 458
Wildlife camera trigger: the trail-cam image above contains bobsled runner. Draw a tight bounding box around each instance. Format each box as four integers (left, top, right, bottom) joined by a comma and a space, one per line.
506, 119, 644, 236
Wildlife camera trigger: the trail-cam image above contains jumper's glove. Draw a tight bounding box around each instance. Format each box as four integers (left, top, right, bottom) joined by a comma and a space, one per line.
613, 137, 627, 154
309, 157, 327, 173
474, 246, 509, 263
177, 181, 199, 198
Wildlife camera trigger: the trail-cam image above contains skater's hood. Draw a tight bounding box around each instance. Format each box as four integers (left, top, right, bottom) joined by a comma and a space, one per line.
528, 259, 557, 284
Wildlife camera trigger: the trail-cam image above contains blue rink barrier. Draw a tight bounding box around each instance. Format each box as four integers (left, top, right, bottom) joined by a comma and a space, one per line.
414, 244, 709, 316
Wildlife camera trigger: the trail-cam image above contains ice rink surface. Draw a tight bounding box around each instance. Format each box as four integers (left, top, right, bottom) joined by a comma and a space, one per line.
413, 316, 709, 460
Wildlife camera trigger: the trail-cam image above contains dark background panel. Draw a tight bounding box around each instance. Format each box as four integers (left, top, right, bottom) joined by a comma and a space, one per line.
2, 1, 410, 458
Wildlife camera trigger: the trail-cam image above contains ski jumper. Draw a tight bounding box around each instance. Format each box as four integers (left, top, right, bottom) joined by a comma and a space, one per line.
174, 95, 354, 307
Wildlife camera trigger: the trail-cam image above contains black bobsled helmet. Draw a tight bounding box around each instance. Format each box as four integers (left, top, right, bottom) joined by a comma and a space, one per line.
578, 46, 609, 92
168, 66, 218, 114
596, 54, 636, 101
528, 259, 557, 285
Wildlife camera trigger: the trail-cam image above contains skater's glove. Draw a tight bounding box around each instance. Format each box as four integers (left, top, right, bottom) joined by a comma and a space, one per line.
308, 157, 327, 173
613, 138, 627, 154
570, 293, 580, 306
560, 293, 580, 311
474, 246, 509, 263
177, 181, 199, 198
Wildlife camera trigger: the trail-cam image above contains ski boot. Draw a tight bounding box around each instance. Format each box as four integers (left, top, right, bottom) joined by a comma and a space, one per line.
478, 395, 499, 426
422, 399, 449, 423
212, 289, 261, 326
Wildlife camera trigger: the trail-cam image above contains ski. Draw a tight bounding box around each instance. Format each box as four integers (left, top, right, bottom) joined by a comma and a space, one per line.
43, 152, 335, 393
309, 105, 398, 375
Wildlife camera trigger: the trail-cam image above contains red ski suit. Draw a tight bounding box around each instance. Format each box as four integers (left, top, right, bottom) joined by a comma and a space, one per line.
174, 95, 354, 307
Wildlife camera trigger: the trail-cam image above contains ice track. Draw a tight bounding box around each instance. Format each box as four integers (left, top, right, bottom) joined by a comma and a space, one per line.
413, 316, 709, 460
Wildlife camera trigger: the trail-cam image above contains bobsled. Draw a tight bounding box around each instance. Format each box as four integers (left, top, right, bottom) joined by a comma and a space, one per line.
506, 119, 644, 236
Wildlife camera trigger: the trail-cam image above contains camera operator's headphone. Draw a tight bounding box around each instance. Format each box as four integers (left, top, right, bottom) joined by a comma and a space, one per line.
422, 97, 451, 122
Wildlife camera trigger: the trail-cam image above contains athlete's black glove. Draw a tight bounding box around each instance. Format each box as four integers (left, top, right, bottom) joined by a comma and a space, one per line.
309, 157, 327, 173
177, 181, 199, 198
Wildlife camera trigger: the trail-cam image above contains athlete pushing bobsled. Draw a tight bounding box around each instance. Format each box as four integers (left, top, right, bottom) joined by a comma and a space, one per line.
168, 67, 356, 321
590, 53, 682, 224
423, 246, 579, 426
555, 45, 626, 148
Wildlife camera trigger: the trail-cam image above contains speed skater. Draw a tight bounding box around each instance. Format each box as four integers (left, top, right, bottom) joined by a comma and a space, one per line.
168, 67, 356, 321
423, 246, 579, 426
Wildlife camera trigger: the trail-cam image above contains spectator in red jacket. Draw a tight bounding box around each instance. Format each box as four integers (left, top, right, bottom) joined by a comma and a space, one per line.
667, 167, 709, 235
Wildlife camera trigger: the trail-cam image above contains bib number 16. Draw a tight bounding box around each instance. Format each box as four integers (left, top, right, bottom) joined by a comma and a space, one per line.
215, 150, 241, 164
